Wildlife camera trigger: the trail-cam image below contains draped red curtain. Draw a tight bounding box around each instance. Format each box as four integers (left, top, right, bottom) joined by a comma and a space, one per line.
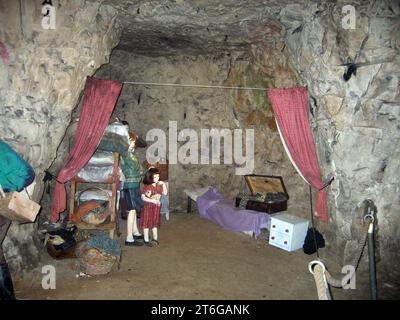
51, 76, 122, 222
267, 87, 329, 222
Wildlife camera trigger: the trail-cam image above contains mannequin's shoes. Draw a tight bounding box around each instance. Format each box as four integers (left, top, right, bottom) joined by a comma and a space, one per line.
133, 234, 144, 240
125, 240, 143, 247
151, 239, 159, 246
143, 240, 153, 247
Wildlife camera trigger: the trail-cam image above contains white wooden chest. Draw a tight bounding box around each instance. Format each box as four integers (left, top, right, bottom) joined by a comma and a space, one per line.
268, 213, 309, 252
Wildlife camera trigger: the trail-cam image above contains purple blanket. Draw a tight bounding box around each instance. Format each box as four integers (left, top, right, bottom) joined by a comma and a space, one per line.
197, 187, 271, 237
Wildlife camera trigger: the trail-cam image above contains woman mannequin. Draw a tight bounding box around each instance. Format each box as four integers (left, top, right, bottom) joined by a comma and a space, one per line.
120, 133, 145, 246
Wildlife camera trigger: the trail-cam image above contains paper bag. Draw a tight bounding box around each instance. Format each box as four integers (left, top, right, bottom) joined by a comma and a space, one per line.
0, 190, 41, 223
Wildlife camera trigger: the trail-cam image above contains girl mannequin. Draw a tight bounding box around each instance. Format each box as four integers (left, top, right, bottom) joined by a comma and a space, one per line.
140, 168, 168, 246
120, 132, 145, 246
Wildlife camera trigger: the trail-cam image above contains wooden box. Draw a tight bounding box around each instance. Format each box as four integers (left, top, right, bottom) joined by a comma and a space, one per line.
269, 213, 309, 251
235, 175, 289, 214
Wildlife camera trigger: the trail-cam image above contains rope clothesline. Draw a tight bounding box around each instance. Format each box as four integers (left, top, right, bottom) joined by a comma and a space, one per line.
122, 81, 267, 91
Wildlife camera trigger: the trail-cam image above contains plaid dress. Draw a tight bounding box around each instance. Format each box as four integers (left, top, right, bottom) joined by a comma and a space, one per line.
139, 184, 163, 229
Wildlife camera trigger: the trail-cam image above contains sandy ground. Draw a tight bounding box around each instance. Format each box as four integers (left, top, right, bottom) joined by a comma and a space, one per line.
13, 212, 375, 300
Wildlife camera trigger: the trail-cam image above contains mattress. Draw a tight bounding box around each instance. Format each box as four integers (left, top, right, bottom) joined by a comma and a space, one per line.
196, 187, 271, 237
183, 186, 210, 202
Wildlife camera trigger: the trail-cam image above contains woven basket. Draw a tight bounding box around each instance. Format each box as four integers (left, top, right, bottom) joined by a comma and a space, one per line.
79, 247, 117, 276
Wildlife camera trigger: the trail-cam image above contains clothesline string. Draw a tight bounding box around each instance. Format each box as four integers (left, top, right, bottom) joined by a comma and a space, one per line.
122, 81, 267, 91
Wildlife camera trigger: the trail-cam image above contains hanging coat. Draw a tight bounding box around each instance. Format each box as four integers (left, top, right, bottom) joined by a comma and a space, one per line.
0, 140, 35, 192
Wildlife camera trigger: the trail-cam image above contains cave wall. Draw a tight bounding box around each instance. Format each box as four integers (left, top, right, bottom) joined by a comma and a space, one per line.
1, 0, 398, 295
0, 0, 121, 275
95, 47, 309, 215
280, 0, 400, 288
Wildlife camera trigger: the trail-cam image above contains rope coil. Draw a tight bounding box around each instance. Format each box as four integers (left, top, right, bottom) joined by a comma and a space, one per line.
309, 219, 374, 298
310, 263, 331, 300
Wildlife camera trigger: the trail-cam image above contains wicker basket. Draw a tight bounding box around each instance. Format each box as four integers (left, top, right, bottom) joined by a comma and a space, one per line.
79, 247, 117, 276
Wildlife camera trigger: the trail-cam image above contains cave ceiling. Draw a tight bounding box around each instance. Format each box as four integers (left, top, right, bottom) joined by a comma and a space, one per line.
88, 0, 308, 56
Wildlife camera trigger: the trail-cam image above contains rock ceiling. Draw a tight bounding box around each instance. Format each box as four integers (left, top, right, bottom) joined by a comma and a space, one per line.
88, 0, 308, 56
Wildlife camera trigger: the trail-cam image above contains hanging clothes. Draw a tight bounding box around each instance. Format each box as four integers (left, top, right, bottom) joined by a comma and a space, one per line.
0, 140, 35, 193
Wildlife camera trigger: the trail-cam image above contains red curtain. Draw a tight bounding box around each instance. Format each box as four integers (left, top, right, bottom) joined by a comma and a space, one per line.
267, 87, 329, 222
51, 76, 122, 222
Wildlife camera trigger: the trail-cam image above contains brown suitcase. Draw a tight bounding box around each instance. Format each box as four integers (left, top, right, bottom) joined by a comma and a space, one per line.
235, 175, 289, 214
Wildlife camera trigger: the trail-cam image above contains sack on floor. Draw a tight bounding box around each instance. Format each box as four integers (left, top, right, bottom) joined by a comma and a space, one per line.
78, 233, 121, 276
303, 228, 325, 255
46, 225, 78, 260
79, 247, 117, 276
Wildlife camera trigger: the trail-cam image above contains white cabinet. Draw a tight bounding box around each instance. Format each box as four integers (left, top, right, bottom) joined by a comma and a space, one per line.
269, 213, 309, 252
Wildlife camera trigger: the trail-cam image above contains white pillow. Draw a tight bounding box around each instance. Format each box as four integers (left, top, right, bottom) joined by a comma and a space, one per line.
183, 186, 210, 202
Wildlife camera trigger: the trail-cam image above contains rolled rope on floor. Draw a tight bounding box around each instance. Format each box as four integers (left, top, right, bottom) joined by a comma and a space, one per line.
309, 220, 372, 297
325, 270, 344, 288
312, 263, 331, 300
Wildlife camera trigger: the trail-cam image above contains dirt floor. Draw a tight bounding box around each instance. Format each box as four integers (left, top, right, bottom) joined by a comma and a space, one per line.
13, 212, 374, 300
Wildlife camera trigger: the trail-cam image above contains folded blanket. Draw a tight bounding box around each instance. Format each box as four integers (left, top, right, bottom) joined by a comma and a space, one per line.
86, 151, 115, 166
97, 122, 130, 155
77, 165, 115, 182
98, 133, 129, 155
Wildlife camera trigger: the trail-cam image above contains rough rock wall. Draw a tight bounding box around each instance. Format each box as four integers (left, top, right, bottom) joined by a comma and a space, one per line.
225, 45, 310, 216
280, 0, 400, 292
0, 0, 121, 275
95, 48, 309, 214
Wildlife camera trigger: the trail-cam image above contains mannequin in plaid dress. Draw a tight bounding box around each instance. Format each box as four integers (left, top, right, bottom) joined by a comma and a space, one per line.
140, 168, 167, 246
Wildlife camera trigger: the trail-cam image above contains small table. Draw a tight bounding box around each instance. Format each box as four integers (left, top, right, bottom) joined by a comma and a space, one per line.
183, 187, 210, 214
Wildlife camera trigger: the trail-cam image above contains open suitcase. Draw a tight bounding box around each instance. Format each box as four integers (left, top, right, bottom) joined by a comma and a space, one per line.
235, 175, 289, 214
